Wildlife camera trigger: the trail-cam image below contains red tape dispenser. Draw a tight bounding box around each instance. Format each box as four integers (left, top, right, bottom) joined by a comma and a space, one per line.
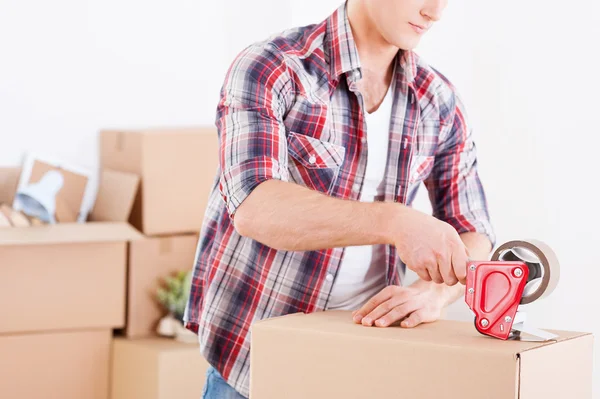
465, 239, 560, 341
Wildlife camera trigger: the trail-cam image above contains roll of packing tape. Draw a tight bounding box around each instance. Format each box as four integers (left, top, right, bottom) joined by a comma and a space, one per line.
491, 239, 560, 305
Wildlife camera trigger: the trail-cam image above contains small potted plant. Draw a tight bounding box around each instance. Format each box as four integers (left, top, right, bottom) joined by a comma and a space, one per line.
155, 270, 196, 343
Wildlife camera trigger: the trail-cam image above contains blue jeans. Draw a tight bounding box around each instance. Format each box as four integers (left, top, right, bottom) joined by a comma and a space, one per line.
201, 366, 246, 399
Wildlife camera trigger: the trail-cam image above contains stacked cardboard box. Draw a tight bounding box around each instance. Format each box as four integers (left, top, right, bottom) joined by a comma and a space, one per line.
98, 127, 219, 339
0, 166, 143, 399
99, 127, 219, 236
0, 126, 219, 398
99, 127, 219, 397
1, 330, 112, 399
111, 337, 210, 399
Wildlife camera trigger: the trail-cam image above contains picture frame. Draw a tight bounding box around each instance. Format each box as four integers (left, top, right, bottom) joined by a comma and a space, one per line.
12, 153, 97, 223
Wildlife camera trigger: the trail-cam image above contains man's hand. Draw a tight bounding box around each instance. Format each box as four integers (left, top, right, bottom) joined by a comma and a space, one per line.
352, 280, 453, 328
390, 206, 469, 285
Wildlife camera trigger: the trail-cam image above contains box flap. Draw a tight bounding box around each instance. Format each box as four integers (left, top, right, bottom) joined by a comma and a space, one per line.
89, 169, 140, 222
0, 221, 143, 245
253, 310, 589, 357
0, 167, 21, 205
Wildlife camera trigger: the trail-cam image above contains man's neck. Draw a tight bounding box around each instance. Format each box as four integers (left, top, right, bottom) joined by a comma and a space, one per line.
347, 0, 399, 80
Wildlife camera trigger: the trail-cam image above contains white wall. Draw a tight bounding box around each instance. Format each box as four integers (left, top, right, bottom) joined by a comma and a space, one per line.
1, 0, 599, 394
413, 1, 600, 393
0, 0, 229, 169
411, 1, 600, 394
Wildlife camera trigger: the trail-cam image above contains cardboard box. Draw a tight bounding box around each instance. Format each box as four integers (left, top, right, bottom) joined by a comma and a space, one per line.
111, 337, 210, 399
99, 127, 219, 236
251, 311, 594, 399
0, 222, 141, 333
0, 329, 111, 399
0, 167, 143, 334
124, 234, 199, 338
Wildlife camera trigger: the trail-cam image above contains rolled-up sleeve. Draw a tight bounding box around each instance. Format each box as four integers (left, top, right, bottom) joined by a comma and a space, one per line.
215, 44, 291, 218
424, 89, 496, 247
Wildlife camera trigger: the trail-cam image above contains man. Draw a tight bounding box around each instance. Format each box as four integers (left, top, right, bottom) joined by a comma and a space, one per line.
185, 0, 495, 397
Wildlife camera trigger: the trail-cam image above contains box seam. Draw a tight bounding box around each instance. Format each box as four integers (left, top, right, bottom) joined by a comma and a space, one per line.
517, 353, 521, 399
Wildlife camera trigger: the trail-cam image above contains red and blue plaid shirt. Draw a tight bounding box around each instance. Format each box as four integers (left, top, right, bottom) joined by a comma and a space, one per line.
185, 3, 495, 397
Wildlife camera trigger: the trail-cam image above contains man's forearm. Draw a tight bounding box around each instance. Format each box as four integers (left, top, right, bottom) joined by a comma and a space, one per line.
460, 231, 493, 261
442, 232, 493, 304
234, 179, 403, 251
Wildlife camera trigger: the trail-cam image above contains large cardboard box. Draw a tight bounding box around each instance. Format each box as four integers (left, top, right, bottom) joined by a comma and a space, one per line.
0, 222, 141, 333
111, 337, 210, 399
124, 234, 199, 338
0, 167, 143, 334
251, 311, 594, 399
0, 329, 111, 399
99, 127, 219, 236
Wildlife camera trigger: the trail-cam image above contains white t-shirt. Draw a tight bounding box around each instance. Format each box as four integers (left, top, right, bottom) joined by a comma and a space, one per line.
327, 79, 394, 310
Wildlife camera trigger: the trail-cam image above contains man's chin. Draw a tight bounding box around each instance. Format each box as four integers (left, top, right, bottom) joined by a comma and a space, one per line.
390, 38, 420, 52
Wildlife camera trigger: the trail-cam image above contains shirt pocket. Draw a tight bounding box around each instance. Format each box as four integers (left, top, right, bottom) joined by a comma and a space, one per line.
287, 131, 345, 195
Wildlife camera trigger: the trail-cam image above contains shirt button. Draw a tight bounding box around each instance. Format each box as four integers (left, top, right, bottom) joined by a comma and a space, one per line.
223, 99, 231, 106
326, 273, 334, 282
352, 183, 360, 192
308, 154, 316, 164
360, 137, 366, 144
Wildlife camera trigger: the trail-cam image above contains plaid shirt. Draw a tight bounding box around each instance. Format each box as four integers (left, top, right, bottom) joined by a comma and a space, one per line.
185, 3, 495, 397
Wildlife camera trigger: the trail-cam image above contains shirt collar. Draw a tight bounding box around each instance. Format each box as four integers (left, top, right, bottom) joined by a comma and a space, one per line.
325, 3, 361, 80
324, 2, 417, 84
397, 48, 417, 84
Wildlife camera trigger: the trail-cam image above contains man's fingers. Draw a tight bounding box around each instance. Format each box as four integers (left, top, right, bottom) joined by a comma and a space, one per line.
374, 301, 420, 327
452, 247, 469, 284
416, 268, 432, 282
435, 252, 455, 285
439, 252, 458, 286
427, 260, 444, 284
353, 286, 394, 324
401, 309, 425, 328
361, 292, 411, 326
407, 258, 432, 282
